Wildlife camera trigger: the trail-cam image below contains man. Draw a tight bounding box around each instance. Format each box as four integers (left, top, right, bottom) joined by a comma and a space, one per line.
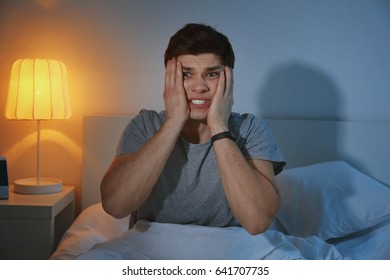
101, 23, 285, 235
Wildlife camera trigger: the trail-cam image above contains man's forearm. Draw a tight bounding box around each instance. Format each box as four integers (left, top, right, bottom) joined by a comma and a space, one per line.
212, 137, 279, 235
100, 118, 184, 218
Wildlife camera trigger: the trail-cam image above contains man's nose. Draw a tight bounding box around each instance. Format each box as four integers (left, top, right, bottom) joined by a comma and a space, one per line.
191, 76, 209, 93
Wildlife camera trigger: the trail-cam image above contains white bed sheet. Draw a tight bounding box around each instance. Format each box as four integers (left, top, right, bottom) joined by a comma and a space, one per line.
51, 161, 390, 260
330, 219, 390, 260
51, 203, 390, 260
50, 203, 129, 260
74, 219, 342, 260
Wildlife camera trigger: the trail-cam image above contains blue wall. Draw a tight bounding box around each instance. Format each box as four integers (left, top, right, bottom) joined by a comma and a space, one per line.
1, 0, 389, 121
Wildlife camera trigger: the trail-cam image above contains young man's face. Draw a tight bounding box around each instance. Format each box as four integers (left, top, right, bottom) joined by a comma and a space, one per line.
177, 53, 224, 122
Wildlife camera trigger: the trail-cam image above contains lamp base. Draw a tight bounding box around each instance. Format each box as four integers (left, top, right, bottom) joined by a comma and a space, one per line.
14, 178, 63, 194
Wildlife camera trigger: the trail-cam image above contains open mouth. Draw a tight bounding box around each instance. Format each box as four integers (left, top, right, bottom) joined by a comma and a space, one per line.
191, 99, 207, 105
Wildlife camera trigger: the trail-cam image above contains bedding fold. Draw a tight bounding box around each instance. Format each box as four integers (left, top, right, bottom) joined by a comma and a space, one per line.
75, 220, 342, 260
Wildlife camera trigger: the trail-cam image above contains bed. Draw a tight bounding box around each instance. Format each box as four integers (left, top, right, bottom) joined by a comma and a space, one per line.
50, 115, 390, 260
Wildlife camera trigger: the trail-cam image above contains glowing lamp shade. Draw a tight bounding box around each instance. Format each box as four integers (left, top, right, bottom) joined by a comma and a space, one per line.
5, 59, 71, 120
5, 59, 71, 194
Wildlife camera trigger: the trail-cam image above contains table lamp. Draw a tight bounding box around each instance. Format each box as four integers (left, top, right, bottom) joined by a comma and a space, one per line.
5, 58, 71, 194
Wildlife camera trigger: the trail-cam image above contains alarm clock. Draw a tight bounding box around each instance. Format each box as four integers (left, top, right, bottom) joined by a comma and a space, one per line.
0, 157, 9, 199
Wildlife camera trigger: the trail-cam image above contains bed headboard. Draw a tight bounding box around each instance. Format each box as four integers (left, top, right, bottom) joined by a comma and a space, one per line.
82, 115, 133, 210
82, 116, 390, 210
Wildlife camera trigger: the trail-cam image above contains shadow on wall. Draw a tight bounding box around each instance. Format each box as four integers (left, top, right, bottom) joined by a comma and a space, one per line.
259, 62, 345, 120
258, 62, 349, 168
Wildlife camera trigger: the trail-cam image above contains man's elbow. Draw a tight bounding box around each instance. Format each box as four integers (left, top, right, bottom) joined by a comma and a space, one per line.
243, 204, 280, 235
101, 198, 129, 219
243, 216, 274, 235
100, 184, 128, 219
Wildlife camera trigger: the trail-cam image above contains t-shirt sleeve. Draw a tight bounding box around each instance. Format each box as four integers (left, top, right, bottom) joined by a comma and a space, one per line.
231, 114, 286, 175
116, 110, 161, 156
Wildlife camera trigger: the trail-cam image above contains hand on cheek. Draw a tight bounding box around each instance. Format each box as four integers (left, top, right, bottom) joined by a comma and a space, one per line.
208, 66, 234, 134
163, 59, 189, 124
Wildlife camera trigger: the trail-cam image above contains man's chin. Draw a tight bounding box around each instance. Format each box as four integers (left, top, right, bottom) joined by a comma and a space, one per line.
189, 111, 208, 122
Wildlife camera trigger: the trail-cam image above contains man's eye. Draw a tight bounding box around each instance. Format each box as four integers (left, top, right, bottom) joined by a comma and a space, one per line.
183, 72, 190, 78
207, 72, 219, 78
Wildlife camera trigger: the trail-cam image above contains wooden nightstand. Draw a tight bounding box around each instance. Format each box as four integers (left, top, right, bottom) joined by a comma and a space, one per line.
0, 185, 75, 260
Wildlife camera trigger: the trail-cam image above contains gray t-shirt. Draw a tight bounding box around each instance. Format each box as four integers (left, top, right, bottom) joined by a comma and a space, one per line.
117, 109, 286, 228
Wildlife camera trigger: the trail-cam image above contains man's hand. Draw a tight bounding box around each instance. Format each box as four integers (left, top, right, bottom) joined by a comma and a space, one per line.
163, 58, 189, 125
207, 66, 234, 134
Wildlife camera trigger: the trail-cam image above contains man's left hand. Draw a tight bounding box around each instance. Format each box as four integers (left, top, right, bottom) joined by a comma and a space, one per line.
207, 66, 234, 135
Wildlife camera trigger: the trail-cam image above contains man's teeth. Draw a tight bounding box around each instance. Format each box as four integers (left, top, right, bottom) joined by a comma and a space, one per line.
191, 100, 207, 105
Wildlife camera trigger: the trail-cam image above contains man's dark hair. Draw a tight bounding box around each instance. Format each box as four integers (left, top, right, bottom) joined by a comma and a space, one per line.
164, 23, 235, 69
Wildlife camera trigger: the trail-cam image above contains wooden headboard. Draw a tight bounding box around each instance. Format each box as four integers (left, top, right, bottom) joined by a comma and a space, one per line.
82, 115, 390, 210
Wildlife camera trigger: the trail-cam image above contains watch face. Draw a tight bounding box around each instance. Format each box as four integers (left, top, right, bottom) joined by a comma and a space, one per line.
0, 157, 8, 186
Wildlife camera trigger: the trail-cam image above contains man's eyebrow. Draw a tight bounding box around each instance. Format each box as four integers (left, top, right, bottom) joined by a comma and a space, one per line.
205, 66, 224, 71
182, 66, 224, 72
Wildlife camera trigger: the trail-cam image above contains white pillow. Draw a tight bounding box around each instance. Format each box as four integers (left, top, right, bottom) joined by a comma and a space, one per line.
275, 161, 390, 240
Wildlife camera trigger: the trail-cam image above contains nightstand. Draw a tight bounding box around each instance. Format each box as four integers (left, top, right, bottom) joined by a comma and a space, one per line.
0, 185, 75, 260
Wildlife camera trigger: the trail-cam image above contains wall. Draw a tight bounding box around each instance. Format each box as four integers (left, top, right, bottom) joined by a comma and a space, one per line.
1, 0, 389, 212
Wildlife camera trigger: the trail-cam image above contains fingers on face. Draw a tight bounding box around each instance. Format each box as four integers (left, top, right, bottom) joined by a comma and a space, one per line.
225, 67, 234, 105
165, 58, 183, 89
224, 66, 233, 91
219, 67, 233, 107
224, 66, 233, 92
165, 59, 175, 88
216, 66, 234, 95
175, 61, 183, 86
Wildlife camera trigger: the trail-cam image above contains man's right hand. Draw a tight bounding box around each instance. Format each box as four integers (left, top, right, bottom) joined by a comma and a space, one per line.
163, 58, 189, 125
